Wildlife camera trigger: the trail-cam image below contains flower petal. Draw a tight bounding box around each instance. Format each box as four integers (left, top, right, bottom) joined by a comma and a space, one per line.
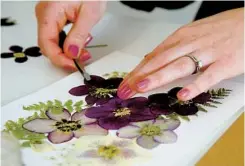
85, 95, 99, 105
48, 130, 74, 144
85, 106, 113, 119
9, 45, 23, 52
71, 111, 96, 125
154, 119, 180, 130
136, 136, 160, 149
121, 148, 137, 159
81, 150, 100, 158
130, 108, 157, 122
192, 92, 211, 104
46, 109, 71, 121
98, 116, 130, 130
69, 85, 89, 96
84, 75, 105, 87
122, 97, 148, 108
102, 77, 123, 89
15, 57, 28, 63
173, 104, 198, 116
116, 125, 140, 138
24, 47, 42, 57
167, 87, 182, 99
130, 120, 155, 128
73, 124, 108, 138
22, 119, 56, 133
153, 130, 177, 143
150, 106, 173, 115
148, 93, 169, 105
95, 98, 111, 106
1, 53, 14, 58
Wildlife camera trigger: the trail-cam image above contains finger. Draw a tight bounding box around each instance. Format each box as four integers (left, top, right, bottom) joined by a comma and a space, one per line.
64, 1, 106, 59
177, 61, 226, 101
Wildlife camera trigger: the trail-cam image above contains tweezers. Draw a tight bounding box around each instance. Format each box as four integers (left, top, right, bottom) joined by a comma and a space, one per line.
73, 59, 91, 81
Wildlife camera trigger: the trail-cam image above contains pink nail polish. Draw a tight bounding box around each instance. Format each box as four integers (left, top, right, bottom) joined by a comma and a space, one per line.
178, 89, 190, 98
68, 45, 79, 58
137, 79, 149, 90
117, 85, 132, 99
85, 35, 93, 46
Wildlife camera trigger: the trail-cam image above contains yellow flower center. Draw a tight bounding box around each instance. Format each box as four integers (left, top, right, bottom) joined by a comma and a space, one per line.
90, 88, 117, 98
97, 145, 120, 160
55, 119, 82, 132
113, 108, 131, 117
13, 52, 25, 58
140, 124, 161, 136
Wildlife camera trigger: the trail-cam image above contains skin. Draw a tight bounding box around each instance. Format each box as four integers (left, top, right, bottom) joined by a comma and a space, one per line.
36, 2, 244, 101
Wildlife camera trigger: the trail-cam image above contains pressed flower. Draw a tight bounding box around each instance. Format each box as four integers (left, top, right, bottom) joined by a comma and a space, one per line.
85, 97, 157, 130
23, 109, 108, 144
117, 118, 180, 149
1, 45, 42, 63
51, 136, 151, 166
69, 75, 123, 105
1, 17, 16, 26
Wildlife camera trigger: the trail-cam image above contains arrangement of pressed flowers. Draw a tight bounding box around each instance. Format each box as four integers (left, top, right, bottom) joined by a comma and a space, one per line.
2, 71, 232, 158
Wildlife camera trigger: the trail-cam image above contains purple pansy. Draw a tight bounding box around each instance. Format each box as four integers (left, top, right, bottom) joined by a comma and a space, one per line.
23, 109, 108, 144
69, 75, 123, 106
117, 119, 180, 149
148, 87, 212, 116
84, 97, 158, 130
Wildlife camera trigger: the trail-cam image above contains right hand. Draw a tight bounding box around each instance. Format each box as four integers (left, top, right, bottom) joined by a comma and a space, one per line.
35, 1, 107, 71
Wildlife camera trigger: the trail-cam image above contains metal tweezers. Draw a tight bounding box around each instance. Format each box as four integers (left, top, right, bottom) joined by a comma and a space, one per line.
73, 59, 91, 81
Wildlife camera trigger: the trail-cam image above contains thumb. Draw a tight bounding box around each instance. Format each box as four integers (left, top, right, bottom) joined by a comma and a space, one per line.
64, 1, 106, 59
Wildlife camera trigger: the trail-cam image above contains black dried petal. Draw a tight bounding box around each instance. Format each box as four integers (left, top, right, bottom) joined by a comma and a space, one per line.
168, 87, 182, 98
172, 104, 198, 116
24, 47, 42, 57
1, 18, 16, 26
1, 52, 14, 58
103, 77, 123, 89
9, 45, 23, 53
84, 75, 106, 87
15, 57, 28, 63
192, 92, 211, 104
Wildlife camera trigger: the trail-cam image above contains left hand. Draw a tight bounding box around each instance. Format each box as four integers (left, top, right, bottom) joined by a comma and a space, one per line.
117, 7, 244, 101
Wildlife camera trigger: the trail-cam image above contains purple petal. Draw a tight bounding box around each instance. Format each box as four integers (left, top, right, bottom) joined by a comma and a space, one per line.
122, 97, 148, 108
46, 109, 71, 121
15, 57, 28, 63
84, 75, 105, 87
95, 98, 111, 106
116, 125, 140, 138
192, 92, 211, 104
73, 124, 108, 138
136, 136, 160, 149
81, 150, 99, 158
71, 111, 96, 125
98, 116, 130, 130
153, 131, 177, 143
47, 130, 74, 144
69, 85, 89, 96
130, 108, 157, 122
150, 106, 173, 115
9, 45, 23, 52
85, 95, 99, 105
102, 77, 123, 89
154, 119, 180, 130
167, 87, 182, 98
121, 148, 137, 159
1, 52, 14, 58
24, 47, 41, 57
130, 120, 155, 128
22, 118, 56, 133
85, 106, 113, 119
173, 104, 198, 116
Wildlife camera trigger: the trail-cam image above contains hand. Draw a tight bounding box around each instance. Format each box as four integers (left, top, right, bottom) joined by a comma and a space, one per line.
117, 8, 244, 101
36, 1, 106, 71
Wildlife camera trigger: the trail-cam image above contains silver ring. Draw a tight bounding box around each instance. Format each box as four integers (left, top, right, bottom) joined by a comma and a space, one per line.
184, 55, 203, 74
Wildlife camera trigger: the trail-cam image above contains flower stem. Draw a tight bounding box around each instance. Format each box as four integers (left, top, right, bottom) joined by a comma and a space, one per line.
85, 44, 108, 48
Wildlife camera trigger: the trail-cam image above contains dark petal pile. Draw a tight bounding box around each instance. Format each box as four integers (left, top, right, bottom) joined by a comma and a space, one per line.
148, 93, 173, 115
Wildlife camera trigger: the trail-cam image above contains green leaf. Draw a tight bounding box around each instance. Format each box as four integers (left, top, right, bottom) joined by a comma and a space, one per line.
197, 106, 208, 112
209, 100, 222, 104
202, 103, 218, 108
64, 100, 73, 112
21, 141, 31, 148
179, 115, 190, 121
74, 100, 84, 112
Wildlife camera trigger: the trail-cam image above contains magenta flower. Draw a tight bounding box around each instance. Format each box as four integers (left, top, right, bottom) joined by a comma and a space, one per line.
69, 75, 123, 105
23, 109, 108, 144
84, 97, 158, 130
117, 119, 180, 149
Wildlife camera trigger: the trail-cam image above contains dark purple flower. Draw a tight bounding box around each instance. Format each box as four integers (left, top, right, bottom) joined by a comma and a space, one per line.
69, 75, 123, 105
1, 45, 42, 63
84, 97, 157, 130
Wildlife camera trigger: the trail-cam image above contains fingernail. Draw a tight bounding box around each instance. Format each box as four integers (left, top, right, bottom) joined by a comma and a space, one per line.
80, 50, 91, 62
117, 84, 132, 99
85, 35, 93, 46
136, 79, 149, 90
178, 88, 190, 98
68, 45, 79, 58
